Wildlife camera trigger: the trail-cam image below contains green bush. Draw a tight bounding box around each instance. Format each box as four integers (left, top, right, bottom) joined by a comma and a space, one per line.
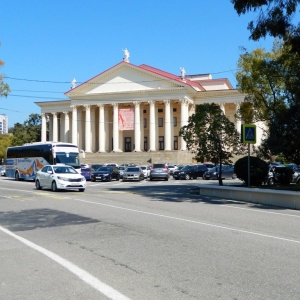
234, 156, 269, 186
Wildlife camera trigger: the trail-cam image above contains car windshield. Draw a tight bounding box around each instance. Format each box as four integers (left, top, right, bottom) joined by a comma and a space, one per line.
140, 166, 146, 170
127, 167, 139, 172
96, 167, 111, 172
118, 166, 126, 170
181, 166, 191, 171
53, 166, 77, 174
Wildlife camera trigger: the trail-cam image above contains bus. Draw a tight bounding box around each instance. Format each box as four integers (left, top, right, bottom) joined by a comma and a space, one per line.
5, 142, 81, 181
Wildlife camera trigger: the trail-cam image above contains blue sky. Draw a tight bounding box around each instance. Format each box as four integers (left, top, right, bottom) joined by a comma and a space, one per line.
1, 0, 277, 127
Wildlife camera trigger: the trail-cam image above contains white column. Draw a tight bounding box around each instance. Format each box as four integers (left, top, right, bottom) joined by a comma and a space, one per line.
164, 100, 171, 150
112, 103, 121, 152
220, 103, 225, 114
134, 101, 141, 151
180, 98, 189, 151
84, 105, 92, 152
71, 105, 78, 145
41, 113, 47, 142
52, 112, 58, 142
235, 103, 242, 134
49, 115, 53, 141
98, 104, 106, 152
63, 112, 69, 143
149, 100, 156, 151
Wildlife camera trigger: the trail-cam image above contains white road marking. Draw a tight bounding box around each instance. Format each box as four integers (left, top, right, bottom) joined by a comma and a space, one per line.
72, 198, 300, 245
0, 226, 131, 300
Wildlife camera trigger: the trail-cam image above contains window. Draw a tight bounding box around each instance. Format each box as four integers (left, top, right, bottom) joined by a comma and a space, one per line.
158, 118, 163, 127
144, 137, 147, 151
144, 118, 147, 128
143, 110, 147, 113
158, 108, 163, 113
173, 108, 177, 112
174, 136, 178, 150
173, 117, 177, 127
159, 136, 164, 150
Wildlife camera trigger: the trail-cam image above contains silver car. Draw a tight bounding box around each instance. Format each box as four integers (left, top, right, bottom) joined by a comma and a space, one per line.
122, 167, 144, 182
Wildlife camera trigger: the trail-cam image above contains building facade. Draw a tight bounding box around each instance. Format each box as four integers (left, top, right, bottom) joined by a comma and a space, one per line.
0, 114, 8, 134
35, 54, 259, 160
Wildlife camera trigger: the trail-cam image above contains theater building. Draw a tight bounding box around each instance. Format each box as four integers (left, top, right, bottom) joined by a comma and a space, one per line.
35, 51, 249, 164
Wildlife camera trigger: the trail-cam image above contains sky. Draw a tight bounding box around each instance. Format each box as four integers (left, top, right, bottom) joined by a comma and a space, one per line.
1, 0, 277, 128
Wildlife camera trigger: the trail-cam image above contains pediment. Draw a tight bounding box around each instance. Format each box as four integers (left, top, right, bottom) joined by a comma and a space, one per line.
65, 62, 186, 98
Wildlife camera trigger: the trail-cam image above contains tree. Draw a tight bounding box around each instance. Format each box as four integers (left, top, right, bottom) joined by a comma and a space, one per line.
179, 103, 244, 186
231, 0, 300, 54
236, 42, 288, 124
236, 40, 300, 163
11, 114, 41, 146
0, 133, 12, 163
0, 42, 10, 97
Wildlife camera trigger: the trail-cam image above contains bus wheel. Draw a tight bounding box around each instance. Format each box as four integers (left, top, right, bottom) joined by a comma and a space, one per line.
51, 181, 58, 192
35, 180, 42, 190
15, 172, 20, 181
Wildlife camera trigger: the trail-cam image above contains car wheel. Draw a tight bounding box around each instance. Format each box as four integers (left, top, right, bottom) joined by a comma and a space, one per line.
268, 177, 275, 185
185, 174, 191, 180
232, 174, 237, 179
165, 177, 168, 181
51, 181, 58, 192
35, 180, 42, 190
116, 175, 120, 181
150, 178, 153, 181
78, 188, 85, 192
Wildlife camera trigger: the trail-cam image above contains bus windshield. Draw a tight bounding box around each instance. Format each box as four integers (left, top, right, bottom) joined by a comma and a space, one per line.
55, 152, 80, 167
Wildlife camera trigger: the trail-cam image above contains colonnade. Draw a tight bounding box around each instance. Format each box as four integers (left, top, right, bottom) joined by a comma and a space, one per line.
41, 97, 194, 152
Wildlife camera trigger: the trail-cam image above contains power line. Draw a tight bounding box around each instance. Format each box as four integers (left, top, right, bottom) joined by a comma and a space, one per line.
3, 68, 239, 85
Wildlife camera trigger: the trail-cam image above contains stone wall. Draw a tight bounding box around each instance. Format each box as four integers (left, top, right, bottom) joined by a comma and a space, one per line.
80, 150, 196, 166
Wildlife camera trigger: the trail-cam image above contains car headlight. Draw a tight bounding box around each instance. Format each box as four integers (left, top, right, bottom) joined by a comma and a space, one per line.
80, 177, 85, 181
57, 176, 69, 181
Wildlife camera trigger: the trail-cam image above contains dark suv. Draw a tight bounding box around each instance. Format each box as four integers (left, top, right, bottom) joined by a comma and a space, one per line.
173, 164, 208, 180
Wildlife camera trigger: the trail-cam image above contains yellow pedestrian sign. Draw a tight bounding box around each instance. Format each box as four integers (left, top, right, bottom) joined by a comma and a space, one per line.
241, 124, 256, 144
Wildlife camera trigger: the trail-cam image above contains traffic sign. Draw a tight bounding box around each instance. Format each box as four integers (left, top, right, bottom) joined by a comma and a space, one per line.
241, 124, 256, 144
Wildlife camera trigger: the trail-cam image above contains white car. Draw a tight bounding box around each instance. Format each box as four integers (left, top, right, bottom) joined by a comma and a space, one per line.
139, 165, 151, 178
35, 164, 86, 192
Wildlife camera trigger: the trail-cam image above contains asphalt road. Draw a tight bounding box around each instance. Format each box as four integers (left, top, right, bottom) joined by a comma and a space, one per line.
1, 176, 300, 300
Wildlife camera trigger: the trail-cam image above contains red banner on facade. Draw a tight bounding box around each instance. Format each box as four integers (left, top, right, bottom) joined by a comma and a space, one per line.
118, 108, 134, 131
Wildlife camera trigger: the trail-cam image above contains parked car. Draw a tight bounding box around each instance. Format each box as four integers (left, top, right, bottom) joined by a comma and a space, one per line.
0, 166, 6, 176
173, 164, 208, 180
91, 166, 120, 182
104, 163, 119, 167
117, 166, 127, 179
80, 163, 89, 168
35, 164, 86, 192
203, 165, 237, 180
152, 163, 168, 171
266, 165, 294, 185
81, 167, 91, 180
122, 167, 144, 181
90, 164, 104, 171
139, 165, 151, 178
167, 165, 178, 175
149, 168, 169, 181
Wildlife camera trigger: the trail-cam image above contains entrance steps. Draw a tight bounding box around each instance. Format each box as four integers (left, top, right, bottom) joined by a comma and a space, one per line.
80, 151, 195, 166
